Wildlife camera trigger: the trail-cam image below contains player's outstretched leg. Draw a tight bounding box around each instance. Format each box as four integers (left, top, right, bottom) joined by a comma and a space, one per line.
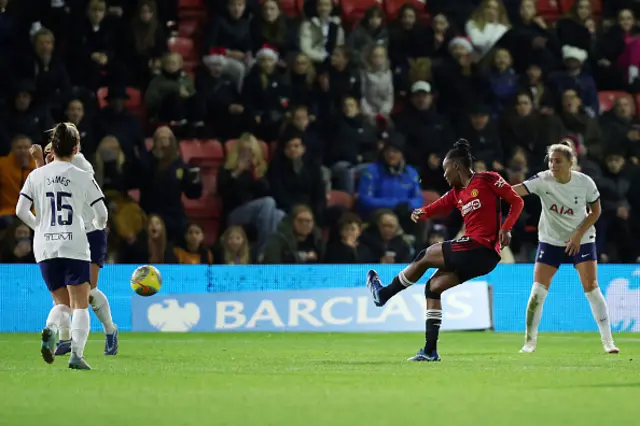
90, 287, 118, 355
68, 278, 92, 370
41, 304, 71, 364
55, 315, 72, 356
366, 243, 446, 307
408, 271, 458, 362
520, 282, 548, 353
576, 261, 619, 353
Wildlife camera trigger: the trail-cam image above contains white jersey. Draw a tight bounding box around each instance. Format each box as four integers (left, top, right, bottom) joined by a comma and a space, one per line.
71, 153, 103, 233
19, 161, 106, 262
523, 170, 600, 247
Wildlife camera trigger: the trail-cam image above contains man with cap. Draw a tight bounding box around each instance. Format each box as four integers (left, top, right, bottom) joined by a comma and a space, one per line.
95, 85, 145, 159
357, 131, 425, 242
393, 81, 453, 178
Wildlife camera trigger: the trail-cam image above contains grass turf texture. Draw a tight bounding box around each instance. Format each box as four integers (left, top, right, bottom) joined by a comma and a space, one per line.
0, 332, 638, 426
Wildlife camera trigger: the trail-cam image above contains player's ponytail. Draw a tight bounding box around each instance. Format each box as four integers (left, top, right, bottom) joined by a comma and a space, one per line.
445, 138, 473, 169
50, 122, 80, 158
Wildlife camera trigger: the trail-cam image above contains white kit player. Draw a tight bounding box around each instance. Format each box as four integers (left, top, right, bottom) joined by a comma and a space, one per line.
31, 133, 119, 356
16, 123, 109, 370
512, 141, 619, 354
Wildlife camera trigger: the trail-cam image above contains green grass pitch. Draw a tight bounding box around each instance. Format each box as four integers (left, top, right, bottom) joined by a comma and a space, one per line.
0, 332, 638, 426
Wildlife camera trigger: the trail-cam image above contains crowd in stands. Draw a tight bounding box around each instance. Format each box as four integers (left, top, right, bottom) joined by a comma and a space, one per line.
1, 0, 640, 265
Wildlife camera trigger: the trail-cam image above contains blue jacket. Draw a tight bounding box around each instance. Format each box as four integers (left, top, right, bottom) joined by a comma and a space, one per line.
357, 161, 423, 217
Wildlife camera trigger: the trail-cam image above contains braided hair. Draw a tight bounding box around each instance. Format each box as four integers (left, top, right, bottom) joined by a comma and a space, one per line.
445, 139, 473, 169
49, 122, 80, 158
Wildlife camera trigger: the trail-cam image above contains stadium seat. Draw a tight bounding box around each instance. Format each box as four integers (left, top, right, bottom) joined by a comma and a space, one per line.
422, 190, 447, 218
179, 0, 204, 8
168, 36, 196, 60
225, 139, 270, 162
182, 194, 220, 218
559, 0, 601, 15
193, 218, 220, 246
598, 91, 632, 113
180, 139, 224, 168
340, 0, 382, 27
178, 19, 199, 37
385, 0, 428, 21
328, 190, 354, 209
96, 86, 145, 119
278, 0, 299, 16
536, 0, 561, 21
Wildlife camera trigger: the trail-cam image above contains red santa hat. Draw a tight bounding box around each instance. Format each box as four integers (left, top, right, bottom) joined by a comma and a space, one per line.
203, 47, 227, 66
448, 36, 473, 54
256, 43, 279, 61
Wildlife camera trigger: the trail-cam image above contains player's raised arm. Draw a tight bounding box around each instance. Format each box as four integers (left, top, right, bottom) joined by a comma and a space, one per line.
411, 190, 456, 222
16, 174, 37, 230
511, 183, 530, 197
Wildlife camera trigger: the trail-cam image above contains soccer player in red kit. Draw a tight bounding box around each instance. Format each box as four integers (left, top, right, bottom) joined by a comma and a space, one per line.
366, 140, 524, 361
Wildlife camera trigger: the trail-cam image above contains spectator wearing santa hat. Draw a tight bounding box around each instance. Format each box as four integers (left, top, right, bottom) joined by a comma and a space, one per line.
241, 44, 291, 141
196, 48, 247, 140
299, 0, 345, 65
203, 0, 253, 92
548, 45, 599, 117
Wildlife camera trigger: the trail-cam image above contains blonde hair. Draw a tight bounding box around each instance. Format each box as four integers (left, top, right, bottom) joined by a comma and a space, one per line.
547, 140, 577, 165
224, 133, 267, 177
366, 44, 389, 71
94, 136, 125, 186
221, 226, 250, 264
469, 0, 511, 30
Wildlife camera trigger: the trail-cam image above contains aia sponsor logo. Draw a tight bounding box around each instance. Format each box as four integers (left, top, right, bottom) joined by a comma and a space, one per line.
550, 204, 574, 216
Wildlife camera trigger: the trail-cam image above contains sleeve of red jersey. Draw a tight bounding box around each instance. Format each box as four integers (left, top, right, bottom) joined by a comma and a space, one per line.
417, 190, 456, 220
486, 172, 524, 231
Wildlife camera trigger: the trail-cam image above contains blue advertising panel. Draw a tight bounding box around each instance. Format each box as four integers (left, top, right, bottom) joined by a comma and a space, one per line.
0, 264, 638, 333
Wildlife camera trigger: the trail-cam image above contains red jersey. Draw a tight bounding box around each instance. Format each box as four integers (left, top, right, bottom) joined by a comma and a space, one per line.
418, 172, 524, 254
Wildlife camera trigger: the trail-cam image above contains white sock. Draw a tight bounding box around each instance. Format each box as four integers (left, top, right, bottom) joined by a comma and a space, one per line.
525, 282, 548, 343
90, 288, 116, 334
45, 304, 71, 336
59, 320, 71, 341
585, 287, 614, 344
71, 309, 90, 358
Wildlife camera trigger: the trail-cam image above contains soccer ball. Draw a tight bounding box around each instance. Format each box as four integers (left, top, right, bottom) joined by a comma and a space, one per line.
130, 265, 162, 296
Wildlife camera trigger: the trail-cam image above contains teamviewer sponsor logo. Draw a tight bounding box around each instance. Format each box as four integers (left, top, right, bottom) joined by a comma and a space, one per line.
44, 232, 73, 241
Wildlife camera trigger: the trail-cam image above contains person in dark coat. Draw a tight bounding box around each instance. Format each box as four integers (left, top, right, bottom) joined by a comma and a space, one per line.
263, 204, 325, 264
359, 209, 413, 263
241, 45, 291, 141
66, 0, 120, 90
13, 27, 71, 115
456, 104, 505, 172
132, 126, 202, 242
95, 85, 146, 159
3, 80, 54, 144
323, 212, 372, 263
268, 134, 326, 222
203, 0, 253, 91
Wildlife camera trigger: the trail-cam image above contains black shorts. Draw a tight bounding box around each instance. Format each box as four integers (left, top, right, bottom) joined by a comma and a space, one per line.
441, 237, 501, 283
